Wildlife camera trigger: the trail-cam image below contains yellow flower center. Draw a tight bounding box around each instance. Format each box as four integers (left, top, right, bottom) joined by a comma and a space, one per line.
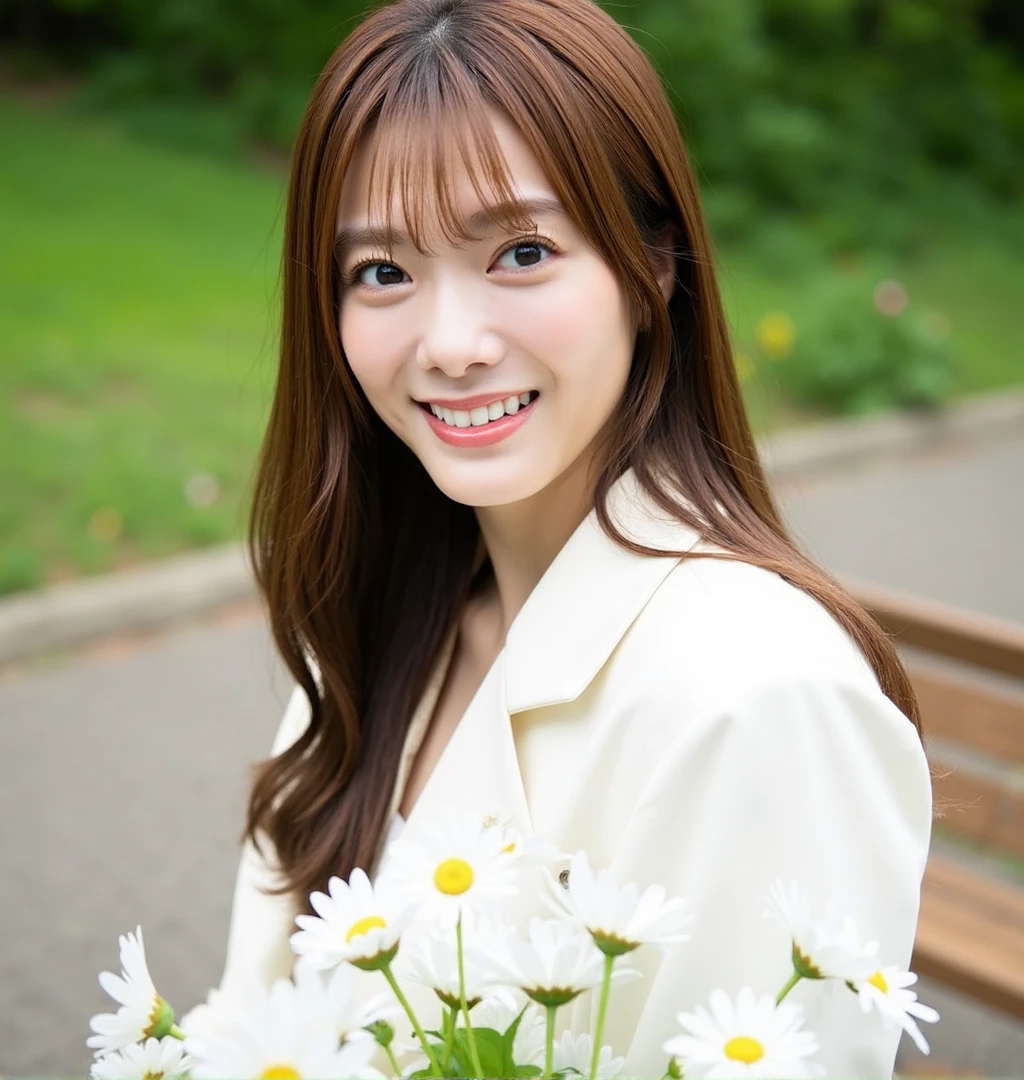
502, 841, 516, 853
724, 1036, 765, 1064
345, 914, 386, 943
260, 1067, 301, 1080
434, 858, 475, 895
869, 970, 888, 994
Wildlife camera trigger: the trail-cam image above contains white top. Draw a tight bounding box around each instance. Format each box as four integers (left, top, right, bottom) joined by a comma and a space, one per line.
216, 466, 933, 1079
384, 813, 406, 849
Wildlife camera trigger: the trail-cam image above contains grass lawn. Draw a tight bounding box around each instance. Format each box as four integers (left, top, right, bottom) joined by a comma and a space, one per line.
2, 94, 1022, 596
1, 96, 285, 595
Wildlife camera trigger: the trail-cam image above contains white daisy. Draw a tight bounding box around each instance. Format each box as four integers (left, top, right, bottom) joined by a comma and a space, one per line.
291, 867, 410, 971
293, 957, 400, 1044
184, 975, 381, 1079
548, 850, 692, 956
663, 987, 822, 1079
461, 996, 547, 1064
177, 987, 246, 1046
87, 927, 174, 1057
762, 879, 878, 982
401, 910, 512, 1010
551, 1030, 625, 1079
851, 965, 939, 1055
482, 813, 564, 867
492, 917, 607, 1008
378, 806, 519, 927
90, 1037, 191, 1080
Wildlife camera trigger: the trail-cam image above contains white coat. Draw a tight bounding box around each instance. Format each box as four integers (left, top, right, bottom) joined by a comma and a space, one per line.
217, 466, 933, 1078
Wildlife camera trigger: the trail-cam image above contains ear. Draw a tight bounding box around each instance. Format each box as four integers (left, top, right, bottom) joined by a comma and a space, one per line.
650, 223, 682, 305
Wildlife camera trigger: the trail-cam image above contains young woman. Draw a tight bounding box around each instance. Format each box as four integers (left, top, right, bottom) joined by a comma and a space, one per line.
219, 0, 934, 1074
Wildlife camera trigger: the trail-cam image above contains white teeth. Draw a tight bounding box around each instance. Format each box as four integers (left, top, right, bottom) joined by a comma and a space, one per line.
428, 393, 536, 428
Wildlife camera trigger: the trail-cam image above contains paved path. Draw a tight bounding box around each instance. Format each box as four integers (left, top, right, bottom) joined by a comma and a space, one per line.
2, 431, 1023, 1075
776, 430, 1024, 624
0, 607, 292, 1074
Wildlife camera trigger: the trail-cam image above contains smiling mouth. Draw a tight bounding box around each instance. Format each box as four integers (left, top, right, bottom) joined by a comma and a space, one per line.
419, 391, 540, 429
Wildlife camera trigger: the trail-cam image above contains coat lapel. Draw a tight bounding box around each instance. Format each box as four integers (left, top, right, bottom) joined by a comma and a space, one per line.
403, 467, 707, 838
404, 647, 533, 835
505, 467, 706, 714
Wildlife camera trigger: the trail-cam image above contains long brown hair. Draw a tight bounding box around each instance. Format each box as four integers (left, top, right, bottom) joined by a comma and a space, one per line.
246, 0, 925, 910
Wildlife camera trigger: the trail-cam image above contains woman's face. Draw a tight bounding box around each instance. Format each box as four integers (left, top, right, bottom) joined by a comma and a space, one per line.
335, 108, 639, 509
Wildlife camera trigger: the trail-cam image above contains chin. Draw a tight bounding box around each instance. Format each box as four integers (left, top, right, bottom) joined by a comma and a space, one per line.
424, 457, 553, 510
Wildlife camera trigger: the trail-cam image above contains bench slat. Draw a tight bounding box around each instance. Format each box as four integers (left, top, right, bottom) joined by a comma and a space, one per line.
913, 855, 1024, 1020
842, 578, 1024, 1016
845, 575, 1024, 679
908, 662, 1024, 765
931, 768, 1024, 859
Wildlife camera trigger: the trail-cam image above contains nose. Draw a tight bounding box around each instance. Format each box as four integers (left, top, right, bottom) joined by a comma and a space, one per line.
415, 274, 505, 376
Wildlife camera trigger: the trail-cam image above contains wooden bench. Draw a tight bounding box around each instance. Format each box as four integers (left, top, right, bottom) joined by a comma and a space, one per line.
844, 575, 1024, 1021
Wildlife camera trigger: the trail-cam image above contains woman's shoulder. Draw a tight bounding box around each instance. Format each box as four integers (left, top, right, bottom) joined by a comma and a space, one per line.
598, 554, 930, 803
619, 551, 882, 708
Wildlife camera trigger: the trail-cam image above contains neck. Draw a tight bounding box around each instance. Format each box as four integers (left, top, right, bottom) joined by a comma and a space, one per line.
473, 452, 598, 643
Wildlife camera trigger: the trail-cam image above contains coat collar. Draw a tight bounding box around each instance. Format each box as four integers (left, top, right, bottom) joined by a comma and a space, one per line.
399, 467, 712, 843
504, 466, 707, 714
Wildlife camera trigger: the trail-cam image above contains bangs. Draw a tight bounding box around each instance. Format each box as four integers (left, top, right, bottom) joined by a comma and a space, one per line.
362, 56, 543, 255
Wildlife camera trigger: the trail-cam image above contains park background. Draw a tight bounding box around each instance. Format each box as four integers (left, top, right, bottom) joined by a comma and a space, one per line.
2, 0, 1024, 1076
2, 0, 1023, 596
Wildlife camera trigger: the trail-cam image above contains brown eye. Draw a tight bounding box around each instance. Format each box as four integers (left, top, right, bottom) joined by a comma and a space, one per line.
494, 239, 556, 272
513, 244, 543, 266
352, 261, 408, 288
371, 263, 405, 286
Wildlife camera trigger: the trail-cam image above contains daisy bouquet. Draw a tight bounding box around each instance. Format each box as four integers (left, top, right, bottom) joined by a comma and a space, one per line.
86, 808, 938, 1079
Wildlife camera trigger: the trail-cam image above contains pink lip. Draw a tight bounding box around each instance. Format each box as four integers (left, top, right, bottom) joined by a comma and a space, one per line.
420, 395, 538, 447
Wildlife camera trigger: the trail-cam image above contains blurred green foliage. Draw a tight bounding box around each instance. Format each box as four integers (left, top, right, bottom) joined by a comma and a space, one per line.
2, 1, 1023, 593
3, 0, 1023, 250
754, 273, 957, 414
3, 92, 1023, 594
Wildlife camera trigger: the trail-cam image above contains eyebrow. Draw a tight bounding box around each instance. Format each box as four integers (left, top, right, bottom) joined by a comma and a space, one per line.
334, 196, 568, 257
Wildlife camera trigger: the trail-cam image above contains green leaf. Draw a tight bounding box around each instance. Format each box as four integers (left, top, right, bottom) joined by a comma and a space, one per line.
501, 1003, 529, 1074
449, 1026, 507, 1079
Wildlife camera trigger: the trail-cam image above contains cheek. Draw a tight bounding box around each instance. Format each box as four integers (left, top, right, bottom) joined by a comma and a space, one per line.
515, 260, 633, 381
338, 301, 405, 395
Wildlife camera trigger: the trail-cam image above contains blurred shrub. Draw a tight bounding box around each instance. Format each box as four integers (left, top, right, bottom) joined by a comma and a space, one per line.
756, 276, 957, 414
633, 0, 1024, 250
2, 0, 1023, 249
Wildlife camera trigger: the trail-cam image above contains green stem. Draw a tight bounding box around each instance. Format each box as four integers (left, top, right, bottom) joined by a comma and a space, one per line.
544, 1004, 557, 1080
588, 953, 615, 1080
383, 1042, 402, 1077
775, 969, 803, 1005
168, 1024, 185, 1041
381, 960, 443, 1078
443, 1004, 457, 1073
456, 916, 483, 1079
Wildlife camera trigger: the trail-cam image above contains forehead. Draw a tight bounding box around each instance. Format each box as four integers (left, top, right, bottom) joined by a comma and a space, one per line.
336, 106, 560, 249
